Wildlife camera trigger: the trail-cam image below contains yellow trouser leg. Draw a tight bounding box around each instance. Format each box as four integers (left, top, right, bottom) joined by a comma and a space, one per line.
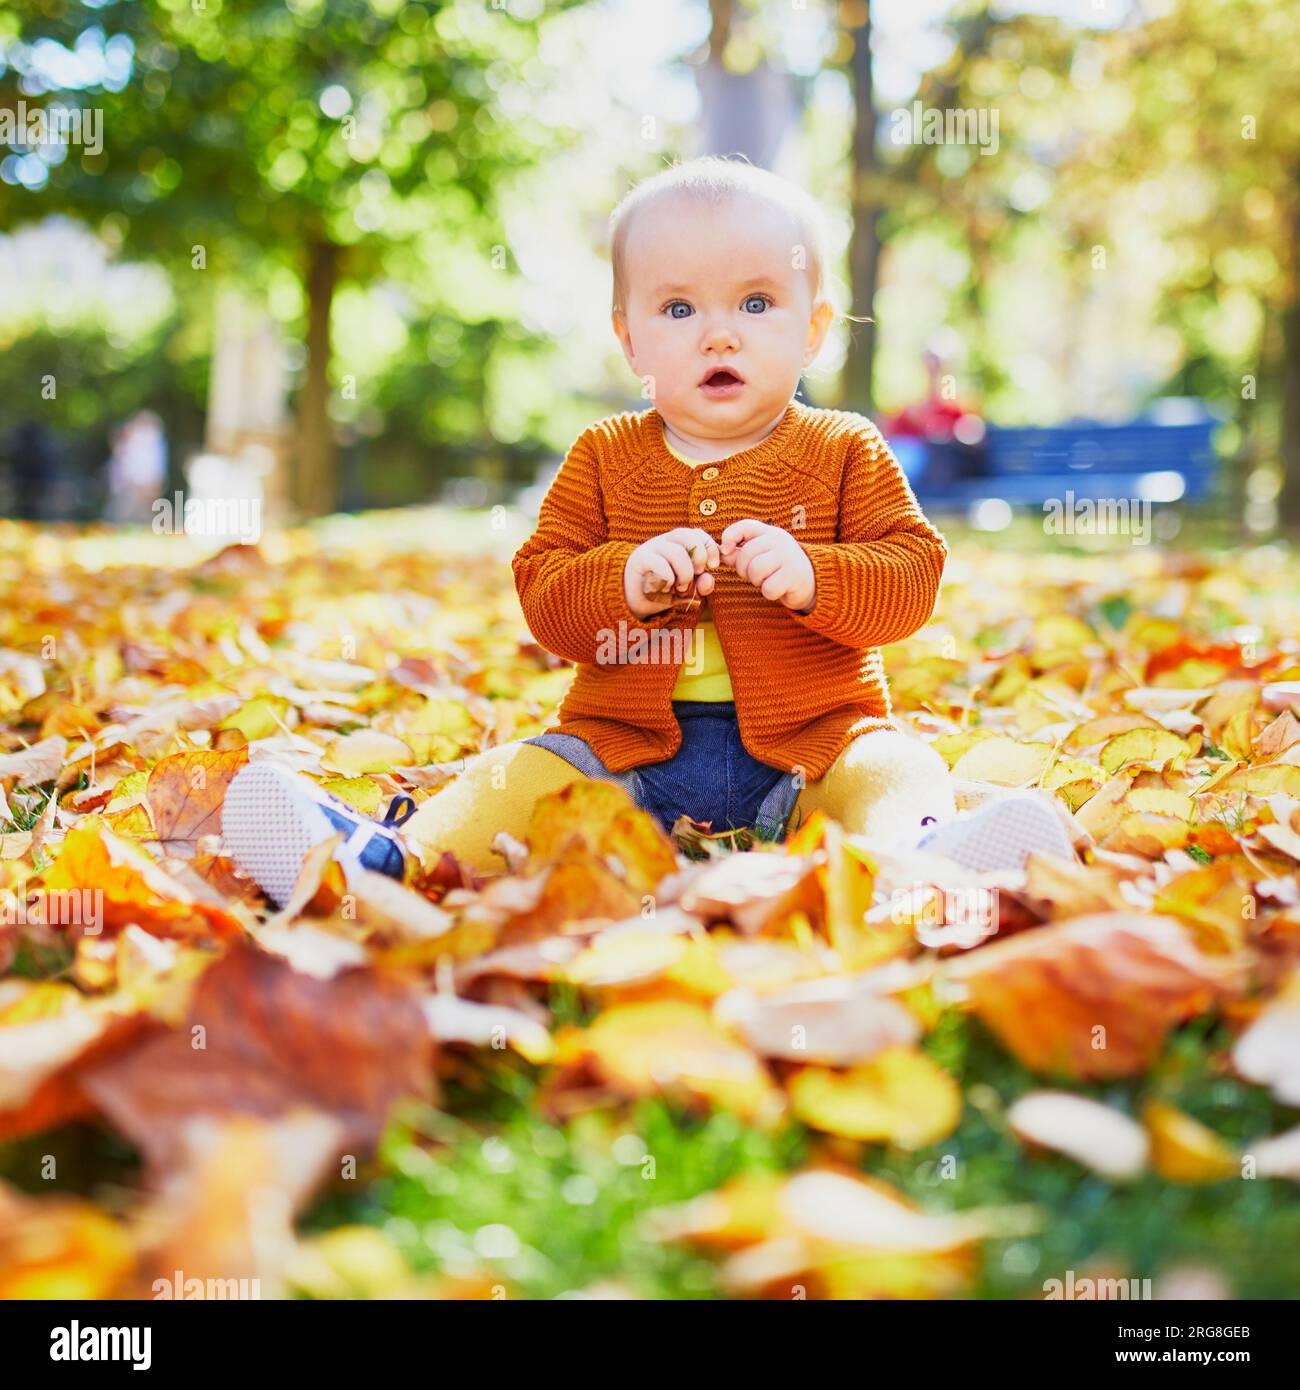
792, 729, 956, 851
402, 741, 592, 874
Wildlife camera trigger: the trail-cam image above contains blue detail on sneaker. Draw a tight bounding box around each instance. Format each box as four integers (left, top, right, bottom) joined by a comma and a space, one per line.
222, 760, 410, 908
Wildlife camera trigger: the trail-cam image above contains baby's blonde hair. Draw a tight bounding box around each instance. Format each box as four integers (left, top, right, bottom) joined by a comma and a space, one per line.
609, 155, 834, 319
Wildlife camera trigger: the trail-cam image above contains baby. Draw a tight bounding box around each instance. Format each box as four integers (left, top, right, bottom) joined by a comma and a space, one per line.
223, 157, 1072, 906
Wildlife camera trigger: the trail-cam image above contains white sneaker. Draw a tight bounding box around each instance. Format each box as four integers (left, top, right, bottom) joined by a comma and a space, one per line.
914, 791, 1074, 874
222, 760, 413, 908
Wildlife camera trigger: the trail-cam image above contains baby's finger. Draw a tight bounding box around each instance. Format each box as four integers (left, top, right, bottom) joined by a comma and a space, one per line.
744, 550, 784, 590
760, 570, 793, 602
732, 539, 776, 583
676, 528, 719, 571
640, 554, 677, 596
720, 518, 767, 554
695, 570, 715, 597
657, 540, 697, 590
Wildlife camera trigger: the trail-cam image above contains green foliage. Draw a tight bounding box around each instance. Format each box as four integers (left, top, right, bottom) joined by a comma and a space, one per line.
299, 1015, 1300, 1300
304, 1086, 806, 1300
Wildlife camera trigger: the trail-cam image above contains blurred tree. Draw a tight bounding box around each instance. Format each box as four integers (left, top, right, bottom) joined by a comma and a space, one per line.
1, 0, 579, 515
1090, 0, 1300, 528
869, 0, 1299, 537
839, 0, 878, 414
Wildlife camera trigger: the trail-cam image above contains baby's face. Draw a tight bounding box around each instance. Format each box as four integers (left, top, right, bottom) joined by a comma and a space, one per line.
613, 192, 832, 448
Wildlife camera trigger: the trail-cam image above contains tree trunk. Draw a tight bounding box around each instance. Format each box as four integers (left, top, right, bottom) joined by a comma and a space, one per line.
294, 237, 339, 518
708, 0, 734, 62
844, 11, 880, 413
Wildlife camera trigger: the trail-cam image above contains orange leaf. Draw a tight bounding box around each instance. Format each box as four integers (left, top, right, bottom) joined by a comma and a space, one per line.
947, 913, 1248, 1079
145, 747, 249, 846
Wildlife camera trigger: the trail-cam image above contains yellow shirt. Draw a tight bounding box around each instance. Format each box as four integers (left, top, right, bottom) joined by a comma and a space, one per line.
663, 437, 735, 701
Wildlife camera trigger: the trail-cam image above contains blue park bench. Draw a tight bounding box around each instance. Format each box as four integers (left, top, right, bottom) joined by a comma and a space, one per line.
890, 400, 1223, 510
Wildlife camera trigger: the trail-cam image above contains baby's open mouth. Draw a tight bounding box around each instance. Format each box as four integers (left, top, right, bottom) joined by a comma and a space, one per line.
700, 368, 744, 389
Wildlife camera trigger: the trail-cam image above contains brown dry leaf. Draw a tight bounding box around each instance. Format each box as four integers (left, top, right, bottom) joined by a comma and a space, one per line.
422, 992, 553, 1064
1102, 811, 1190, 857
1021, 853, 1132, 919
77, 939, 434, 1180
678, 849, 821, 936
1153, 861, 1253, 954
945, 912, 1249, 1079
1218, 763, 1300, 798
1256, 710, 1300, 759
498, 850, 642, 942
525, 778, 678, 897
794, 814, 906, 968
657, 1167, 1005, 1299
0, 1002, 164, 1142
322, 729, 415, 775
1066, 714, 1161, 750
0, 735, 67, 787
949, 736, 1054, 786
38, 816, 244, 941
1074, 768, 1139, 840
345, 870, 455, 944
128, 1108, 346, 1299
1099, 728, 1196, 775
564, 930, 691, 990
145, 746, 250, 850
713, 975, 920, 1065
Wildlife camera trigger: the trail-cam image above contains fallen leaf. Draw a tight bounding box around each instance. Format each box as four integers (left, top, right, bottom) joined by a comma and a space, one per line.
1007, 1091, 1149, 1180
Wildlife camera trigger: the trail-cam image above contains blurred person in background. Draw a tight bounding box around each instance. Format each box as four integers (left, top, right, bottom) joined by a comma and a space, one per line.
880, 348, 988, 491
104, 410, 168, 525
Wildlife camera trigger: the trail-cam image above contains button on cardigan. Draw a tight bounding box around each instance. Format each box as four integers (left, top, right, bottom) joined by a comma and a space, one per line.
511, 398, 949, 780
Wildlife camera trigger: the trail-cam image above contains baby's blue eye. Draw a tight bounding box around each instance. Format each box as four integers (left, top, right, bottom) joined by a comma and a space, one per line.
743, 296, 769, 313
666, 302, 693, 319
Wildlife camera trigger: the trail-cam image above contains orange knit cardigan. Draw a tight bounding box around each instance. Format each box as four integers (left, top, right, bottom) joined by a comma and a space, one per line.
512, 398, 948, 779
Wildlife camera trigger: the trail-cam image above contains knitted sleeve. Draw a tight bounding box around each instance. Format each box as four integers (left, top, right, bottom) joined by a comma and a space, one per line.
512, 431, 683, 665
791, 423, 948, 649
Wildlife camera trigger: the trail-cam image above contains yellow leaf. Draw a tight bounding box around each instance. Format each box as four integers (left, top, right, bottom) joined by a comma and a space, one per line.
218, 695, 291, 742
318, 776, 385, 815
1143, 1100, 1238, 1184
1218, 764, 1300, 798
1125, 787, 1194, 820
562, 999, 779, 1121
322, 730, 414, 775
931, 730, 997, 770
564, 931, 689, 989
1042, 758, 1105, 792
950, 737, 1053, 786
1099, 728, 1194, 774
0, 981, 83, 1027
787, 1047, 961, 1147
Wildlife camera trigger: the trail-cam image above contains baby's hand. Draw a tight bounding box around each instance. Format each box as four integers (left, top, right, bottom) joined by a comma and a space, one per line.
720, 519, 816, 612
623, 527, 721, 619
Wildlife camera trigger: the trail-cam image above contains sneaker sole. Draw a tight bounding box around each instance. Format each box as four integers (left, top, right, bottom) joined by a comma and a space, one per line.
922, 793, 1074, 874
222, 761, 357, 908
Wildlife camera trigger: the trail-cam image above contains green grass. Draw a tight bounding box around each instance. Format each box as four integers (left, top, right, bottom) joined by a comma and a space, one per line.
295, 1013, 1300, 1300
301, 1064, 807, 1300
4, 983, 1295, 1299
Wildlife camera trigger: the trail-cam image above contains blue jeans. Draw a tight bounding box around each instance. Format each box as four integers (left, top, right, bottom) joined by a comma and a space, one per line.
523, 700, 801, 838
